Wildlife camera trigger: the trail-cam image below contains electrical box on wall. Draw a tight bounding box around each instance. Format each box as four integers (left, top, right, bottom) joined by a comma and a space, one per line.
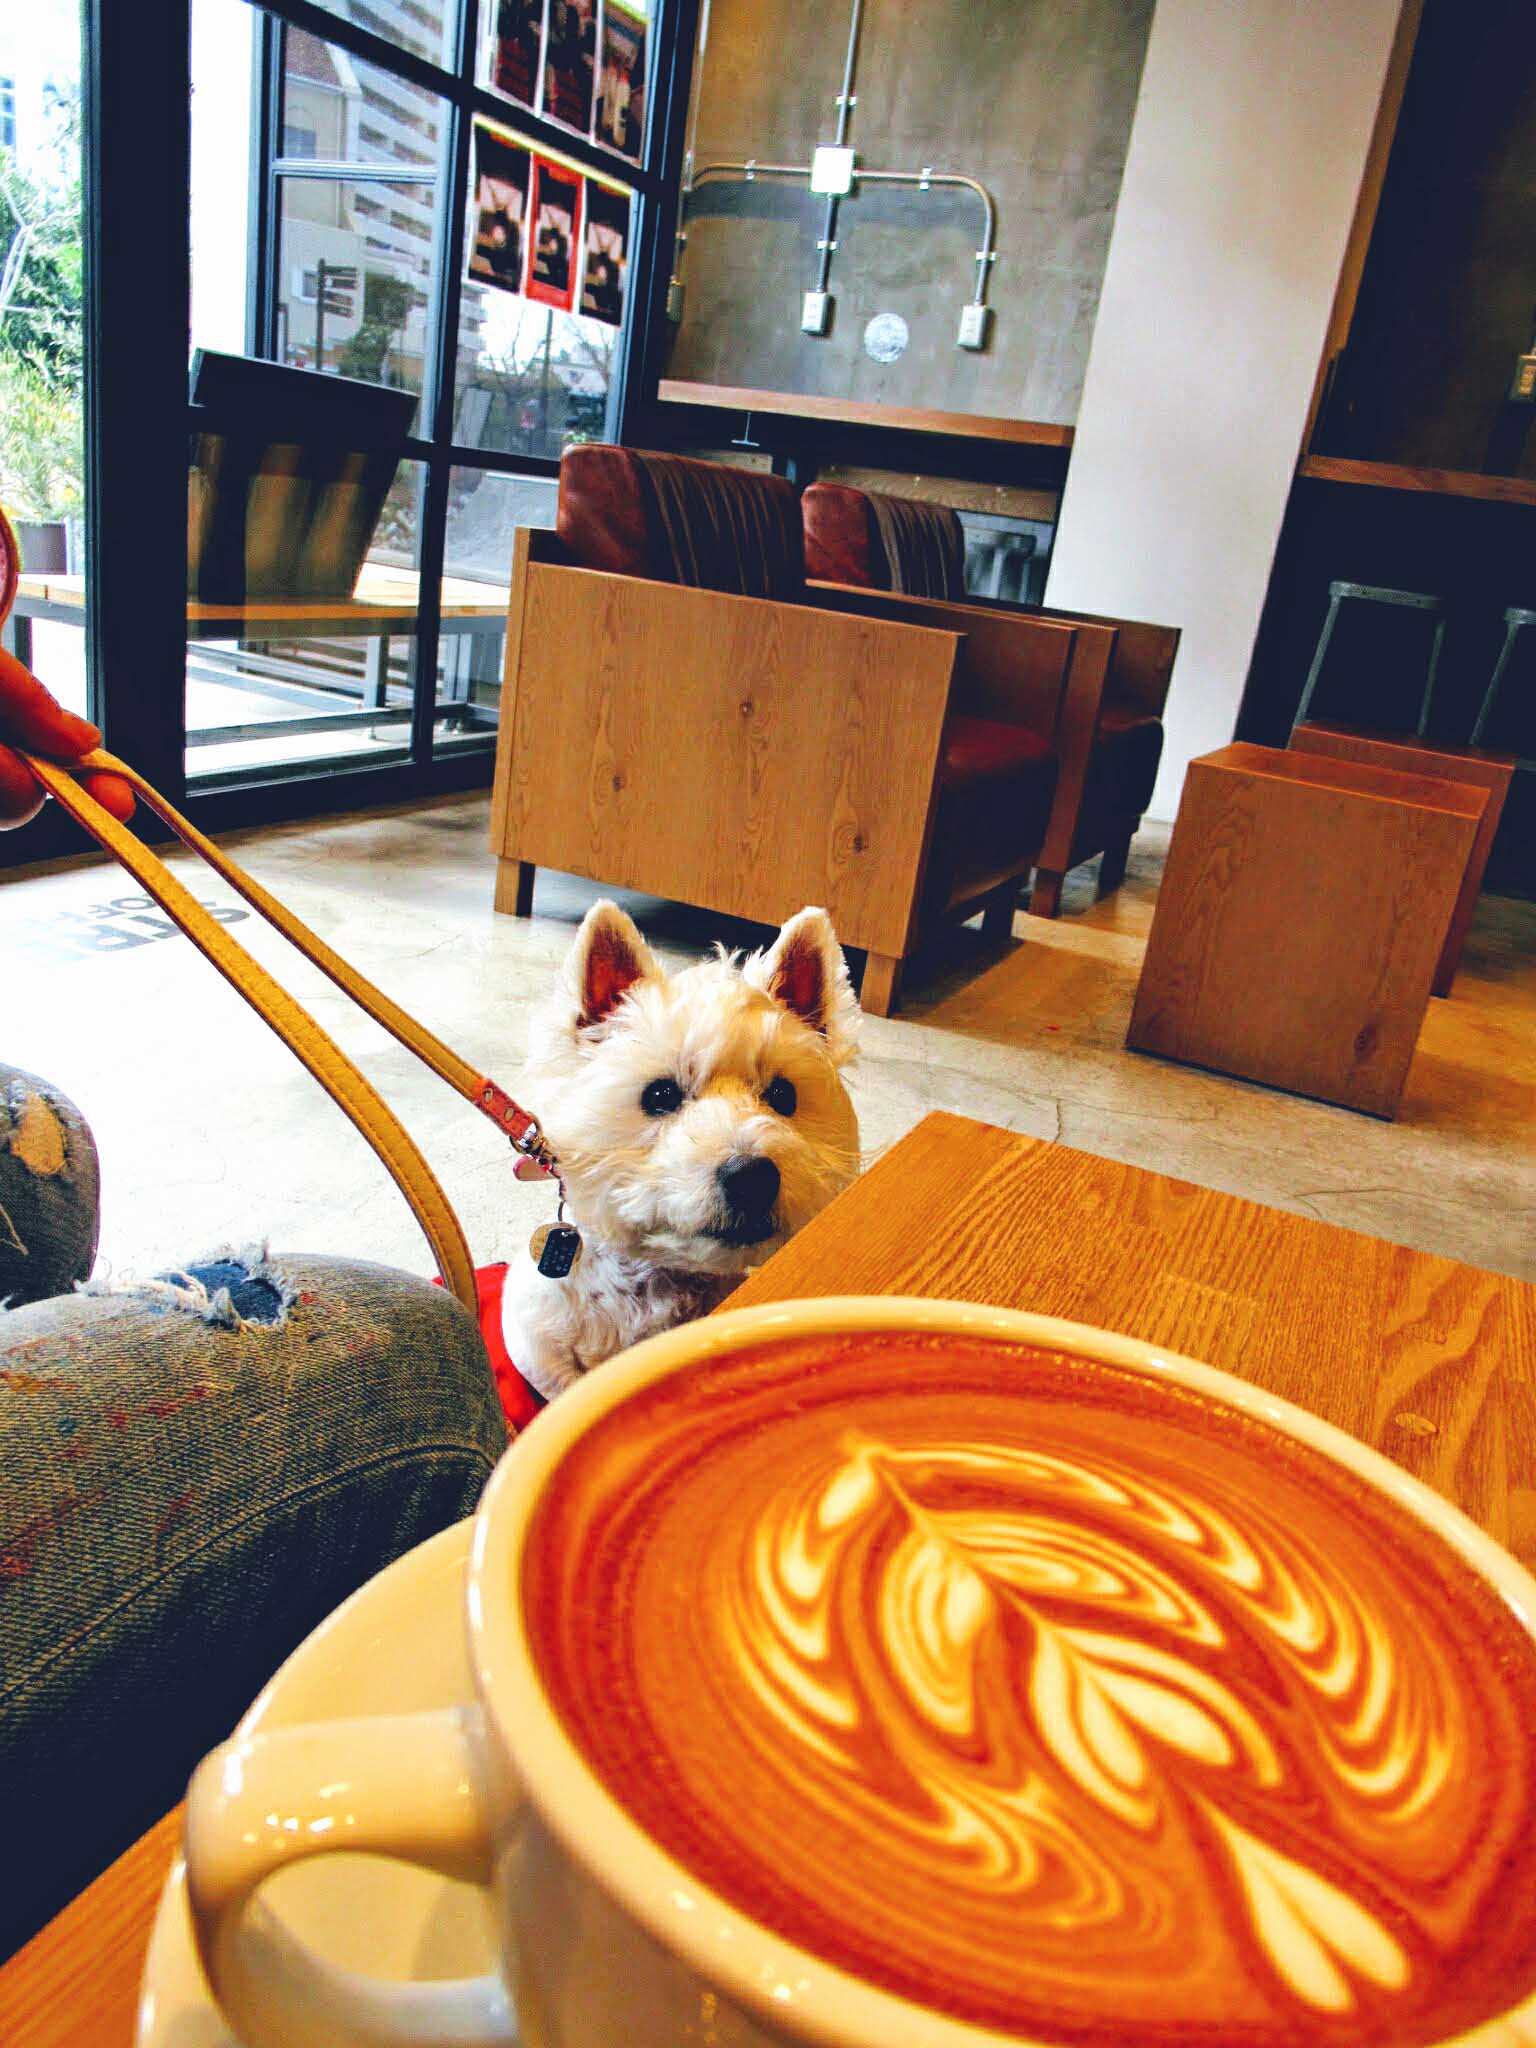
801, 290, 832, 335
957, 303, 991, 350
810, 146, 856, 195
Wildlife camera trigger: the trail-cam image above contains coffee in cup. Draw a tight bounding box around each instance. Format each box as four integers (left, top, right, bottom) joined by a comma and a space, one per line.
186, 1301, 1536, 2048
525, 1327, 1536, 2047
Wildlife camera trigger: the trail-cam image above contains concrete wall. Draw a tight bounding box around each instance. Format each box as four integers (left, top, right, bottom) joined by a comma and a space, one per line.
1045, 0, 1404, 819
668, 0, 1153, 424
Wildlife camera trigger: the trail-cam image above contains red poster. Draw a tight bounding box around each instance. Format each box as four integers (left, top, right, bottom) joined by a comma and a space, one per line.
526, 157, 584, 311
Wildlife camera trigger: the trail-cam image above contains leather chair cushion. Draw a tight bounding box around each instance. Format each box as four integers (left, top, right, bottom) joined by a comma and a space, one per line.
557, 445, 805, 600
802, 481, 967, 600
939, 715, 1055, 788
801, 482, 881, 588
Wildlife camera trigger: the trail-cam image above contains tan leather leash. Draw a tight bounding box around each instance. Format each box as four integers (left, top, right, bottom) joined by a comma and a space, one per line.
19, 746, 558, 1317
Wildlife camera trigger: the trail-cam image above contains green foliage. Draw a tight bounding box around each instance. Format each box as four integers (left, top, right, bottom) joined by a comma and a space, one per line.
0, 101, 85, 521
335, 270, 415, 385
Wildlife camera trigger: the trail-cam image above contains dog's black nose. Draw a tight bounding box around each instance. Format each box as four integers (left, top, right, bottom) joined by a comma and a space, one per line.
718, 1153, 780, 1220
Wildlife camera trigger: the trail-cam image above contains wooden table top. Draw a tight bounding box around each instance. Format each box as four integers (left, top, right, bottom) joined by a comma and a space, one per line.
15, 562, 511, 627
5, 1111, 1531, 2044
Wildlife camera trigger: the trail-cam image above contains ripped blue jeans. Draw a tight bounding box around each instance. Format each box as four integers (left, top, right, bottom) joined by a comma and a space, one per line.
0, 1068, 507, 1955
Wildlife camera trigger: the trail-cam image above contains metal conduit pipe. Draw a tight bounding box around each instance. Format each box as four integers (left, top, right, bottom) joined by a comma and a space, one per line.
668, 0, 997, 345
816, 0, 866, 296
686, 161, 998, 307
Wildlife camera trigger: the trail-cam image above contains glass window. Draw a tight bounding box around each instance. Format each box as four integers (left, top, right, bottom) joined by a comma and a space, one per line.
186, 458, 433, 783
455, 278, 619, 458
432, 465, 554, 751
290, 0, 455, 73
0, 0, 87, 717
175, 0, 652, 807
271, 30, 445, 430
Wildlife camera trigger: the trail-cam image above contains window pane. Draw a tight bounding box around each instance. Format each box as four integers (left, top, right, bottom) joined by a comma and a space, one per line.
1, 0, 88, 717
273, 30, 445, 432
432, 465, 554, 753
186, 459, 433, 783
290, 0, 454, 72
454, 281, 618, 458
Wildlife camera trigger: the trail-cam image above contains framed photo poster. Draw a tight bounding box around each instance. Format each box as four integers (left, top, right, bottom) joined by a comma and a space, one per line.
580, 180, 630, 325
526, 155, 584, 310
492, 0, 546, 109
543, 0, 596, 132
596, 0, 645, 161
468, 124, 533, 297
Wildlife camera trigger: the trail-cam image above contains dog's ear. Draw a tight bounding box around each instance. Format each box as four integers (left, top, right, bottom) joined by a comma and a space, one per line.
750, 907, 859, 1063
565, 901, 660, 1030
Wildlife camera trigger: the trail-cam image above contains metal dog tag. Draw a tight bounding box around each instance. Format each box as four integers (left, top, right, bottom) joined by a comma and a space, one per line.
529, 1222, 583, 1278
514, 1154, 553, 1182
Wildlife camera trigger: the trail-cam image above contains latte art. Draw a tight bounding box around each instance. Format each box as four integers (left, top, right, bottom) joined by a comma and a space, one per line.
525, 1333, 1536, 2045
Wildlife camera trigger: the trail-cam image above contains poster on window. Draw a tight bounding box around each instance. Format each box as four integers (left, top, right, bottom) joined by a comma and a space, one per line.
493, 0, 546, 110
544, 0, 596, 131
526, 155, 584, 311
595, 0, 645, 160
580, 181, 629, 326
467, 124, 533, 298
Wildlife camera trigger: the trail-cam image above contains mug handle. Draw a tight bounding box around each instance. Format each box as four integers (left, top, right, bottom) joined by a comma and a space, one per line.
184, 1706, 519, 2048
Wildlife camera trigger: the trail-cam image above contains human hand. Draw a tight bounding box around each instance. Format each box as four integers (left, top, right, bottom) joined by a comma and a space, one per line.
0, 503, 135, 830
0, 644, 137, 829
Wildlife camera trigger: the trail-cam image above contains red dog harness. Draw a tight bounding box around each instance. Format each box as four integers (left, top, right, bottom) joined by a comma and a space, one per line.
437, 1262, 545, 1432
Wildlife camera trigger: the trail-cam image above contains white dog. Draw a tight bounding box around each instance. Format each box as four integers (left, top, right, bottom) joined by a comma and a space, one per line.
502, 900, 860, 1401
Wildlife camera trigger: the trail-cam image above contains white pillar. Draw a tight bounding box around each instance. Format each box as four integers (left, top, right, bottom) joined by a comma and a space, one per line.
1045, 0, 1405, 820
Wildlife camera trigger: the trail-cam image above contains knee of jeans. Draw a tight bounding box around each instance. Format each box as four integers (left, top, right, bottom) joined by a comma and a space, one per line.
0, 1068, 102, 1308
81, 1243, 295, 1332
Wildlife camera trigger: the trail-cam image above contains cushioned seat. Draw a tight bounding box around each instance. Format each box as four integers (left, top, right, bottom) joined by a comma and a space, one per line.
558, 444, 805, 599
492, 445, 1080, 1015
939, 715, 1056, 787
801, 480, 967, 599
799, 478, 1179, 916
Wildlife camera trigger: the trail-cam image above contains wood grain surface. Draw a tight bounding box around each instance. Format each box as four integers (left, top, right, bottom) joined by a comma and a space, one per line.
0, 1807, 182, 2048
805, 582, 1083, 734
1298, 454, 1536, 509
729, 1112, 1536, 1567
496, 561, 963, 960
1291, 722, 1517, 996
1128, 743, 1484, 1116
6, 1112, 1533, 2044
656, 379, 1076, 448
16, 565, 508, 627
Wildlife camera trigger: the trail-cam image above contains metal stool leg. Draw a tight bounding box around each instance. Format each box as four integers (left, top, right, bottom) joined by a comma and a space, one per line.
1416, 612, 1449, 737
1291, 585, 1345, 737
1471, 605, 1536, 747
1292, 580, 1445, 740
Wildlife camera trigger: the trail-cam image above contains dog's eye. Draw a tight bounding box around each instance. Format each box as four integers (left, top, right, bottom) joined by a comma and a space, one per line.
640, 1078, 684, 1117
764, 1075, 797, 1117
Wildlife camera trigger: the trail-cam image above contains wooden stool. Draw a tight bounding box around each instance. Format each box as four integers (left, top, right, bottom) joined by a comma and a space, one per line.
1291, 722, 1515, 996
1128, 743, 1486, 1117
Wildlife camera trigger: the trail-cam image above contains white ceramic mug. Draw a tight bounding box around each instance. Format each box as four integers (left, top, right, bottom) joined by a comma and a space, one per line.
183, 1295, 1536, 2048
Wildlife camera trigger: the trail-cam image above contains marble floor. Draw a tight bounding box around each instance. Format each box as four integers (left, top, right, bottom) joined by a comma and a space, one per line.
3, 794, 1534, 1287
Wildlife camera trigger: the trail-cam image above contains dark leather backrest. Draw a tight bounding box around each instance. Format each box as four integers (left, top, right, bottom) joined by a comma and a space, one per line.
557, 445, 805, 600
802, 480, 967, 601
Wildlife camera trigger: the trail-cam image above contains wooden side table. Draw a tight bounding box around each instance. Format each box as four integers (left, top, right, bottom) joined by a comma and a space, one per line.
1290, 721, 1516, 996
1127, 742, 1486, 1116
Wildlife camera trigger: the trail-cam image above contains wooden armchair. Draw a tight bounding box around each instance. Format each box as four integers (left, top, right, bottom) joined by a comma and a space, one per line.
802, 480, 1180, 915
488, 448, 1086, 1015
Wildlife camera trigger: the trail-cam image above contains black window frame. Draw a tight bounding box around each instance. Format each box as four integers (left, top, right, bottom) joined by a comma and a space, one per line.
2, 0, 690, 868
